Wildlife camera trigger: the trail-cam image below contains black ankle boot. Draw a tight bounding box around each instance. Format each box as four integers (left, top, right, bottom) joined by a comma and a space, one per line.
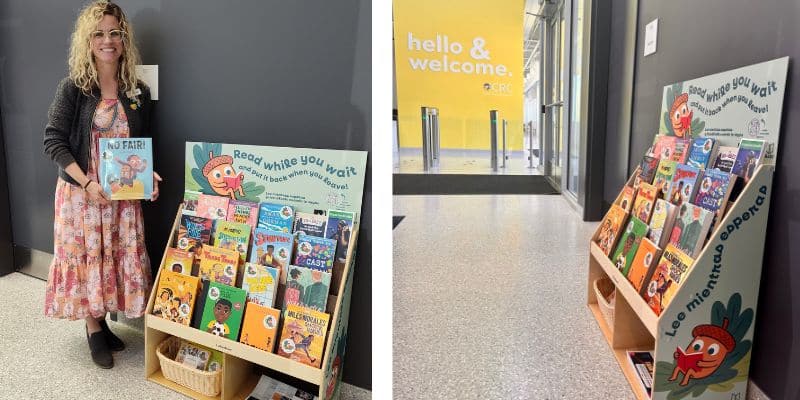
86, 326, 114, 369
99, 319, 125, 352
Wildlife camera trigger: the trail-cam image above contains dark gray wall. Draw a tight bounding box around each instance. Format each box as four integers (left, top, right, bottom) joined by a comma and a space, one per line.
0, 0, 371, 389
0, 104, 11, 276
621, 1, 799, 398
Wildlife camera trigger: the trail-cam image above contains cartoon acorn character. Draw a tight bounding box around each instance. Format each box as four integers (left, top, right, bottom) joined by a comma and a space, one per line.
202, 152, 245, 200
670, 93, 693, 138
670, 317, 736, 386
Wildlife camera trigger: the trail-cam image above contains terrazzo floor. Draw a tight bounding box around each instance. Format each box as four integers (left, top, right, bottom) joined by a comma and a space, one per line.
393, 195, 632, 399
0, 272, 371, 400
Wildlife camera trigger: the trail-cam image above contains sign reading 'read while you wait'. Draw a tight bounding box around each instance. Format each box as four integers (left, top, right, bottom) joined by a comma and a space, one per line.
185, 142, 367, 219
658, 57, 788, 163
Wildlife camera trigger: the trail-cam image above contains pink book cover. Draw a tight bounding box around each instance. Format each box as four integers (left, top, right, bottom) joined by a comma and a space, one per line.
197, 194, 230, 220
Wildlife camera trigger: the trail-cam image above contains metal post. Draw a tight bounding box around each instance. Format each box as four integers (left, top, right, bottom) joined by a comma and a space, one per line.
502, 119, 507, 168
431, 108, 440, 167
489, 110, 498, 172
421, 107, 430, 172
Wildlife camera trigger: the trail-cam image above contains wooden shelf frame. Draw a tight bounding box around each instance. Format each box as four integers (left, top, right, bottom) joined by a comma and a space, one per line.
588, 164, 774, 400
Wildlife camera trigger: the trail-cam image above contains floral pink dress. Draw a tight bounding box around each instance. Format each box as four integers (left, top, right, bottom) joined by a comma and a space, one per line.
44, 99, 151, 320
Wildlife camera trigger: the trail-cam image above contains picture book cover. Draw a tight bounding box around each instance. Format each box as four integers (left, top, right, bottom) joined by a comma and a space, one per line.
626, 351, 655, 397
611, 217, 649, 277
633, 155, 659, 190
293, 234, 337, 272
175, 340, 211, 371
594, 205, 628, 256
648, 199, 677, 249
632, 183, 658, 224
731, 138, 765, 181
277, 304, 330, 368
247, 375, 320, 400
667, 163, 701, 207
619, 186, 635, 213
653, 159, 678, 199
239, 302, 281, 353
241, 262, 280, 307
686, 137, 718, 170
643, 244, 694, 315
668, 203, 714, 258
212, 220, 251, 266
197, 194, 229, 220
175, 215, 213, 255
190, 278, 210, 330
712, 146, 738, 173
325, 209, 354, 263
182, 190, 201, 217
163, 248, 194, 276
652, 135, 690, 163
257, 203, 295, 233
694, 169, 735, 218
198, 245, 240, 286
293, 212, 327, 237
97, 137, 153, 200
250, 228, 294, 280
152, 269, 201, 326
285, 265, 332, 312
200, 282, 248, 340
627, 237, 661, 293
226, 199, 259, 228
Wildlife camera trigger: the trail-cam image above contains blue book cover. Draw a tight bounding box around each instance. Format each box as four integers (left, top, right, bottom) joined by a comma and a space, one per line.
686, 137, 717, 170
325, 210, 354, 263
98, 137, 153, 200
293, 234, 337, 272
667, 164, 701, 207
257, 203, 294, 233
694, 169, 734, 215
250, 228, 294, 281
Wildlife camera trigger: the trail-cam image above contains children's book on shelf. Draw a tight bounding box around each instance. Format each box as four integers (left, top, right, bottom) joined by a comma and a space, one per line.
594, 205, 628, 256
668, 203, 714, 258
239, 302, 281, 353
712, 146, 739, 173
731, 138, 765, 181
257, 203, 295, 233
174, 340, 211, 371
619, 186, 635, 213
212, 220, 251, 266
226, 199, 259, 228
277, 304, 330, 368
247, 375, 320, 400
293, 234, 337, 272
97, 137, 153, 200
207, 349, 223, 372
198, 245, 240, 286
182, 190, 201, 217
633, 155, 659, 190
325, 210, 355, 264
293, 212, 327, 237
190, 278, 210, 330
642, 244, 694, 315
694, 168, 736, 220
285, 265, 332, 312
250, 228, 294, 281
197, 193, 230, 220
241, 262, 280, 307
175, 215, 213, 254
652, 135, 690, 163
626, 238, 661, 293
626, 351, 654, 397
667, 163, 701, 207
686, 137, 718, 170
653, 159, 678, 199
163, 248, 194, 276
152, 269, 200, 326
199, 282, 248, 340
611, 217, 649, 277
648, 199, 677, 249
632, 183, 658, 224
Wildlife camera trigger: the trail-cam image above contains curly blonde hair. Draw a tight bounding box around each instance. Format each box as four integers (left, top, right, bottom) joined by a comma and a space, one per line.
68, 1, 141, 95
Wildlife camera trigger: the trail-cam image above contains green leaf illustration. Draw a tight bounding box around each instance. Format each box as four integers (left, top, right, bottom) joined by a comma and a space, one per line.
184, 162, 202, 192
191, 168, 213, 194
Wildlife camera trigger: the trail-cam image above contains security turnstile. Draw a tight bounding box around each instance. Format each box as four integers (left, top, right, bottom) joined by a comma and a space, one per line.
421, 107, 440, 171
489, 110, 508, 171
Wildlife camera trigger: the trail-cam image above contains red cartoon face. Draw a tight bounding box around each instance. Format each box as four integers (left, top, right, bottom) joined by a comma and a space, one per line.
670, 94, 693, 138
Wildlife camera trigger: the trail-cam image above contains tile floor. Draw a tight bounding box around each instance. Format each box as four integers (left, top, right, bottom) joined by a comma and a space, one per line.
392, 195, 633, 399
0, 272, 371, 400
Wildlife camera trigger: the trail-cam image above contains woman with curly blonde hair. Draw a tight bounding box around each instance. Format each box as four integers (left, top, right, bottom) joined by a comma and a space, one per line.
42, 1, 162, 368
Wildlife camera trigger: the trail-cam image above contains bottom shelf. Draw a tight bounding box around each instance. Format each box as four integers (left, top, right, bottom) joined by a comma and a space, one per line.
148, 368, 261, 400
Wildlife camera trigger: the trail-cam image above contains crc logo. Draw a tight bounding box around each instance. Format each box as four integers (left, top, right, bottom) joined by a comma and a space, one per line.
483, 82, 511, 96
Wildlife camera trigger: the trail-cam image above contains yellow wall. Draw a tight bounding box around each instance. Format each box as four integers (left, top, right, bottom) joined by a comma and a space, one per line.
393, 0, 524, 151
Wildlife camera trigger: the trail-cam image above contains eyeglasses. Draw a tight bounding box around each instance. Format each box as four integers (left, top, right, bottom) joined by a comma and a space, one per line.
90, 29, 124, 42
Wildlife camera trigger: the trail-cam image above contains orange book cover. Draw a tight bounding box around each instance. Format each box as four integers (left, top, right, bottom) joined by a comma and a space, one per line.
239, 302, 281, 353
198, 244, 240, 286
632, 183, 658, 224
594, 205, 628, 256
163, 248, 194, 276
642, 244, 694, 315
277, 304, 330, 368
627, 237, 661, 293
152, 269, 201, 325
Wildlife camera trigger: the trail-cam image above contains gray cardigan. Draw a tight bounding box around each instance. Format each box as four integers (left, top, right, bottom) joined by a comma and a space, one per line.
43, 77, 152, 186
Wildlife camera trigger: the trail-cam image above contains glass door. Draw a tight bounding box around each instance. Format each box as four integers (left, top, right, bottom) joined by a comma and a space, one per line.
540, 0, 567, 190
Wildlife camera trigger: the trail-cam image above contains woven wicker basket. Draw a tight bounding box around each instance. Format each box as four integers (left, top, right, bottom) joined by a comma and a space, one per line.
156, 336, 222, 397
594, 277, 616, 329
